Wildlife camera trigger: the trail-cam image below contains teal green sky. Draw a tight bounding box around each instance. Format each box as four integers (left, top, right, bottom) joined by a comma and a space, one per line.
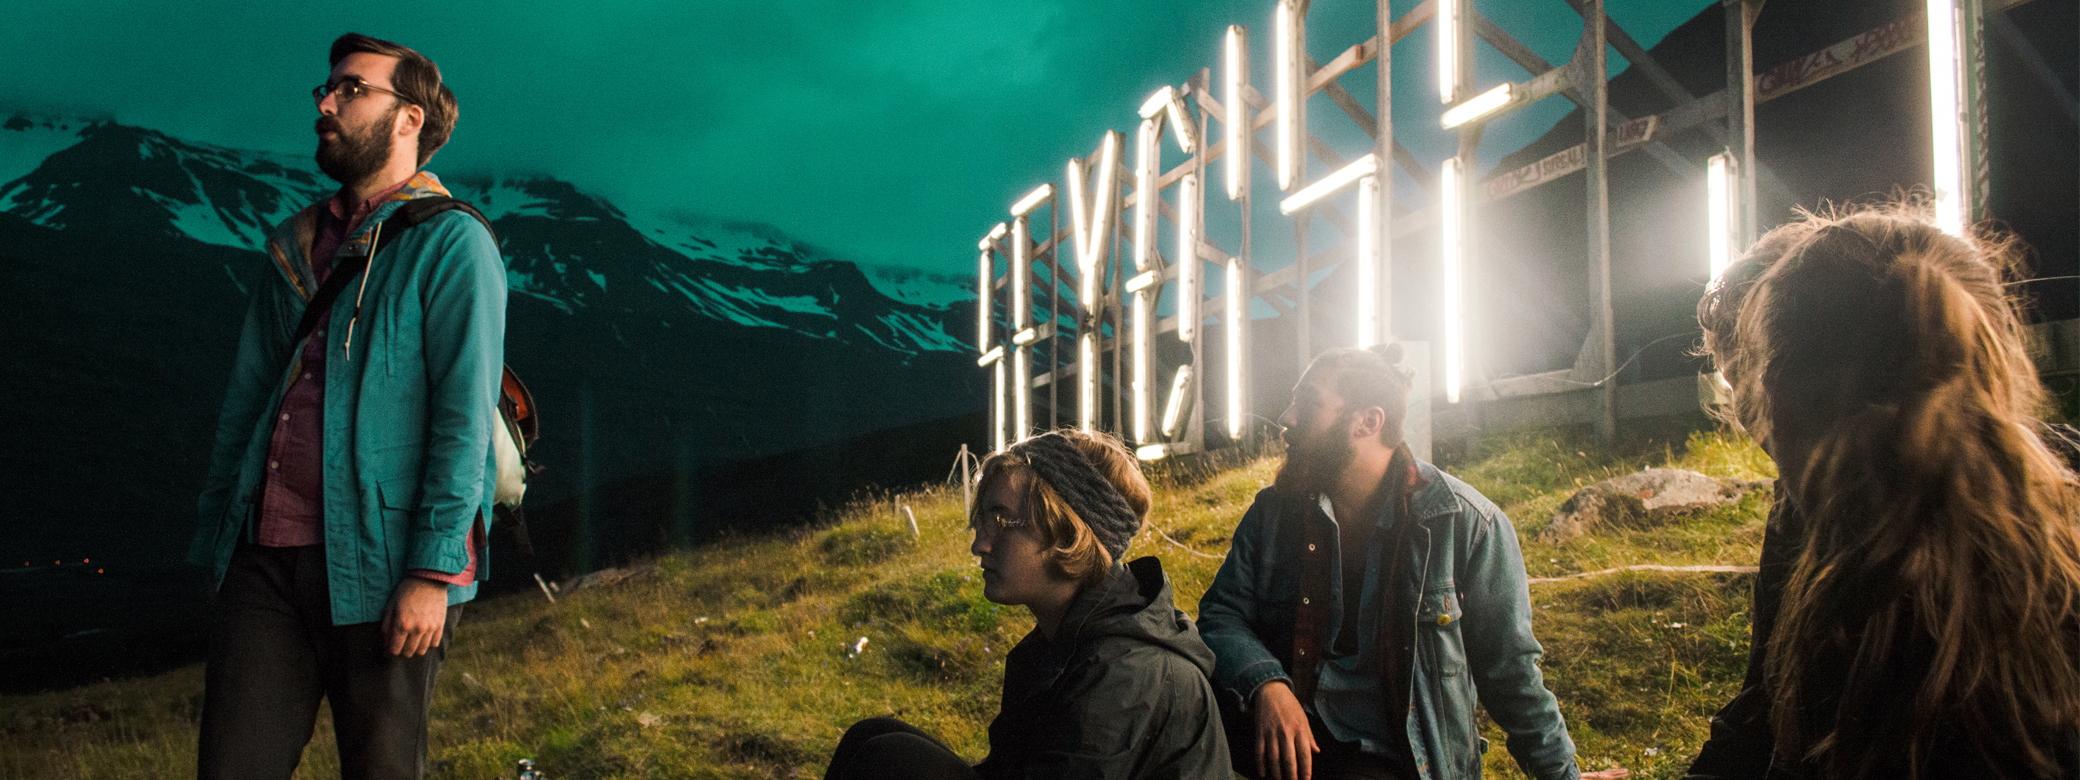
0, 0, 1711, 274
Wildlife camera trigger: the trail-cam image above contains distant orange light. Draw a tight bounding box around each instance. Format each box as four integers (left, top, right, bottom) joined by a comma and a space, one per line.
97, 569, 105, 574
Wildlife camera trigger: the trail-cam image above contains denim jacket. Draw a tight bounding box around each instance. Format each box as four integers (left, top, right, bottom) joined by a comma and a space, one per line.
1198, 457, 1580, 780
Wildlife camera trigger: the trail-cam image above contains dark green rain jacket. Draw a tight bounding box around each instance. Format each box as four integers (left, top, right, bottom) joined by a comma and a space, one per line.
977, 556, 1231, 780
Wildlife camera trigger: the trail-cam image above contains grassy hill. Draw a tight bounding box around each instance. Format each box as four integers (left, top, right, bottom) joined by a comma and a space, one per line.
0, 419, 1776, 780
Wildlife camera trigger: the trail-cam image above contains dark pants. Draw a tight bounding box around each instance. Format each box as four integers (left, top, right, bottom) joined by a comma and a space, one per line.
197, 543, 460, 780
1224, 706, 1413, 780
825, 717, 978, 780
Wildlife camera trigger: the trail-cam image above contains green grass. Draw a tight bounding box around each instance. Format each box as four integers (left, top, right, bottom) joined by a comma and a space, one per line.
0, 420, 1775, 779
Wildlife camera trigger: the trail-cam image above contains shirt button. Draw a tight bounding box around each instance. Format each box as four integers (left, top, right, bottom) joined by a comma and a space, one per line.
304, 372, 313, 379
1301, 597, 1310, 605
1307, 543, 1316, 552
269, 460, 279, 469
280, 413, 290, 421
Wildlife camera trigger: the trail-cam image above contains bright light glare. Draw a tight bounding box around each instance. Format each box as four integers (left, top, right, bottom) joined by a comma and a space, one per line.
1011, 218, 1028, 328
1441, 158, 1464, 404
1356, 176, 1379, 348
1133, 292, 1151, 442
977, 250, 991, 350
1134, 120, 1159, 271
1707, 152, 1734, 280
1225, 25, 1248, 201
1226, 259, 1245, 439
1926, 0, 1966, 236
1279, 154, 1377, 214
1179, 173, 1199, 343
1010, 183, 1053, 216
1014, 348, 1030, 436
1161, 364, 1194, 438
1135, 443, 1169, 461
992, 360, 1008, 453
1275, 0, 1298, 191
1438, 0, 1458, 103
1126, 270, 1159, 293
1080, 334, 1097, 432
1165, 94, 1197, 153
1087, 132, 1119, 289
1140, 86, 1175, 119
1440, 83, 1511, 129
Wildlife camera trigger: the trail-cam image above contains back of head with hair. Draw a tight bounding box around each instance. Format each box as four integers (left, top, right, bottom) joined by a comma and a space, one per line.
330, 33, 458, 167
969, 430, 1152, 586
1308, 342, 1414, 443
1706, 204, 2080, 779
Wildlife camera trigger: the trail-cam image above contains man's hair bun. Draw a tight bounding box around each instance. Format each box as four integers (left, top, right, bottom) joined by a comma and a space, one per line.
1368, 342, 1405, 366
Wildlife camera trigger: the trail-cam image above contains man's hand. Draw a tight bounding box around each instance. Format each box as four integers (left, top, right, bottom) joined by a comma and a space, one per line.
1580, 768, 1631, 780
383, 576, 449, 657
1253, 681, 1317, 780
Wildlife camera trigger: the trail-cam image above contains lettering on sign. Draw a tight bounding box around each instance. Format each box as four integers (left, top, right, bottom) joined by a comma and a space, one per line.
1483, 116, 1658, 202
1757, 17, 1917, 102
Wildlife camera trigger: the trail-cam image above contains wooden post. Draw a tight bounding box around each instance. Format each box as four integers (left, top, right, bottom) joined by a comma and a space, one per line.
1374, 0, 1394, 351
1724, 0, 1761, 246
1962, 0, 1991, 225
1587, 0, 1617, 442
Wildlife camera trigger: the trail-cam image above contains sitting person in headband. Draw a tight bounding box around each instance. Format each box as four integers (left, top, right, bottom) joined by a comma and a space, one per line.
824, 429, 1232, 780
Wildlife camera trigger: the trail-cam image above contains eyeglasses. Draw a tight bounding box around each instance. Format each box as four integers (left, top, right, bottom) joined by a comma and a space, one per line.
312, 77, 408, 106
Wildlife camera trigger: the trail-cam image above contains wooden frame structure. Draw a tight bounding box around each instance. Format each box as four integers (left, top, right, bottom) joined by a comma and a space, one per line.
978, 0, 2026, 454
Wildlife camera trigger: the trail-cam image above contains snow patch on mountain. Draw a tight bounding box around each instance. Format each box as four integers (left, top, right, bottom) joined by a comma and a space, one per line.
0, 113, 92, 186
859, 263, 973, 309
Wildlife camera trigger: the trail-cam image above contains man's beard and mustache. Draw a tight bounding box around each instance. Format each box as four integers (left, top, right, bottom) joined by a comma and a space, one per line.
315, 105, 397, 186
1273, 411, 1357, 499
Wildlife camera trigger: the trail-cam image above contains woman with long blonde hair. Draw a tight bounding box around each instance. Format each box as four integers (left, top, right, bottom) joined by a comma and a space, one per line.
1688, 205, 2080, 779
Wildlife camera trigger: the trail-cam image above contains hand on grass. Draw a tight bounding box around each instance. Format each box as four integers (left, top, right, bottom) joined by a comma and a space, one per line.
1253, 680, 1317, 780
382, 576, 449, 657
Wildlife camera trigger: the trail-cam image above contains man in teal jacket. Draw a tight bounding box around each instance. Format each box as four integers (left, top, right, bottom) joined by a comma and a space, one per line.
190, 33, 503, 780
1198, 345, 1625, 780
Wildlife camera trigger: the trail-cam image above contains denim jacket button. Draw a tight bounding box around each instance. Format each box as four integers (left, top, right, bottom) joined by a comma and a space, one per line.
1307, 543, 1316, 552
1436, 614, 1452, 626
1302, 597, 1310, 605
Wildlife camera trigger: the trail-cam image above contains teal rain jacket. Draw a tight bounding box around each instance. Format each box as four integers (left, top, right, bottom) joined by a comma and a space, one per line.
191, 171, 506, 625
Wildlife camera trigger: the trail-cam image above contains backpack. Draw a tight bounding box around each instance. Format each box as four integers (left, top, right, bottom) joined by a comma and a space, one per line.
290, 196, 541, 553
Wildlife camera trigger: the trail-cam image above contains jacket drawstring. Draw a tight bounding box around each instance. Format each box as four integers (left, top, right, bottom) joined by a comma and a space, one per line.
342, 221, 380, 360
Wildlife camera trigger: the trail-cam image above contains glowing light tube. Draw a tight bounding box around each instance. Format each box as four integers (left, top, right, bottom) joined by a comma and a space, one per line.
1165, 93, 1197, 153
1926, 0, 1966, 236
1136, 443, 1169, 461
1356, 176, 1379, 348
1279, 153, 1377, 214
1440, 83, 1510, 129
1067, 158, 1089, 274
1161, 364, 1194, 438
1010, 183, 1053, 217
1133, 291, 1152, 442
1140, 86, 1175, 119
1011, 217, 1028, 328
1226, 258, 1245, 439
1275, 0, 1298, 191
1438, 0, 1458, 103
1134, 119, 1159, 271
977, 346, 1003, 367
1083, 131, 1121, 303
1079, 334, 1097, 431
1707, 152, 1735, 281
1226, 25, 1249, 201
992, 359, 1008, 452
1178, 173, 1199, 343
977, 250, 992, 350
1014, 347, 1030, 437
1126, 270, 1159, 293
1441, 158, 1464, 404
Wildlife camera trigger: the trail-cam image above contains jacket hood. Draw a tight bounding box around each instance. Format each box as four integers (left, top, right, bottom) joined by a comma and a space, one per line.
1055, 555, 1218, 678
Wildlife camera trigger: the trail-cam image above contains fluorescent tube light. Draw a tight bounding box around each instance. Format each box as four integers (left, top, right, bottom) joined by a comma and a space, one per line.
1279, 154, 1377, 214
1225, 25, 1249, 201
1441, 158, 1464, 404
1010, 183, 1053, 217
1440, 83, 1510, 129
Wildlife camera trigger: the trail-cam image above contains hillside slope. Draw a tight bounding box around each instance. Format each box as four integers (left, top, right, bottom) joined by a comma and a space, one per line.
0, 422, 1775, 780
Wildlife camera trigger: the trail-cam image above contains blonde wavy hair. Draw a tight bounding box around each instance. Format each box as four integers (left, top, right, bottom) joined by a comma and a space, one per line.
968, 430, 1151, 586
1700, 203, 2080, 779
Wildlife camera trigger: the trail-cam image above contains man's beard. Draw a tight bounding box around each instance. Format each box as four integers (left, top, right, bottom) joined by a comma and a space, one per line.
315, 105, 398, 186
1273, 412, 1356, 499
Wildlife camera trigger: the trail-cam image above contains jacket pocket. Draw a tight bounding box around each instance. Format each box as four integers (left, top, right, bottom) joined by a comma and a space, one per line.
1418, 586, 1479, 776
375, 478, 419, 567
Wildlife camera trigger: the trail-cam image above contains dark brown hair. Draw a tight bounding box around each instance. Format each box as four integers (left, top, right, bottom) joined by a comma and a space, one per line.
969, 430, 1152, 586
1704, 203, 2080, 779
330, 33, 457, 167
1308, 342, 1413, 443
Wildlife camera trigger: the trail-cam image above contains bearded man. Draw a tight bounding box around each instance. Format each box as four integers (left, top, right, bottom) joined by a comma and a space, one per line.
1198, 345, 1625, 780
190, 33, 504, 780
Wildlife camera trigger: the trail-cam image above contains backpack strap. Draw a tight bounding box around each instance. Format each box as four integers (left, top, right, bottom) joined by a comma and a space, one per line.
288, 196, 498, 350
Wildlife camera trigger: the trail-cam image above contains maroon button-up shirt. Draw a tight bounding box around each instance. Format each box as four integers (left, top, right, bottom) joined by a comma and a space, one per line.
255, 179, 479, 586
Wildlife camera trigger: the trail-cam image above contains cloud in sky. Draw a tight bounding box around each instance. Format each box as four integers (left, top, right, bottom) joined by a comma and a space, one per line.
0, 0, 1710, 273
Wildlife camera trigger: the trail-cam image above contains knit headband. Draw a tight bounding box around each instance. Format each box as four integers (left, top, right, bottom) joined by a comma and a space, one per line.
1008, 432, 1141, 563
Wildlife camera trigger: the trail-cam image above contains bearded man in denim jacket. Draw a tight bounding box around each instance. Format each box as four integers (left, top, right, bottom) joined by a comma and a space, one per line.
1198, 345, 1625, 780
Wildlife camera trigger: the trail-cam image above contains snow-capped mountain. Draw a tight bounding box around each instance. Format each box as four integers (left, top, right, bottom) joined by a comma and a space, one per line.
0, 113, 987, 572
